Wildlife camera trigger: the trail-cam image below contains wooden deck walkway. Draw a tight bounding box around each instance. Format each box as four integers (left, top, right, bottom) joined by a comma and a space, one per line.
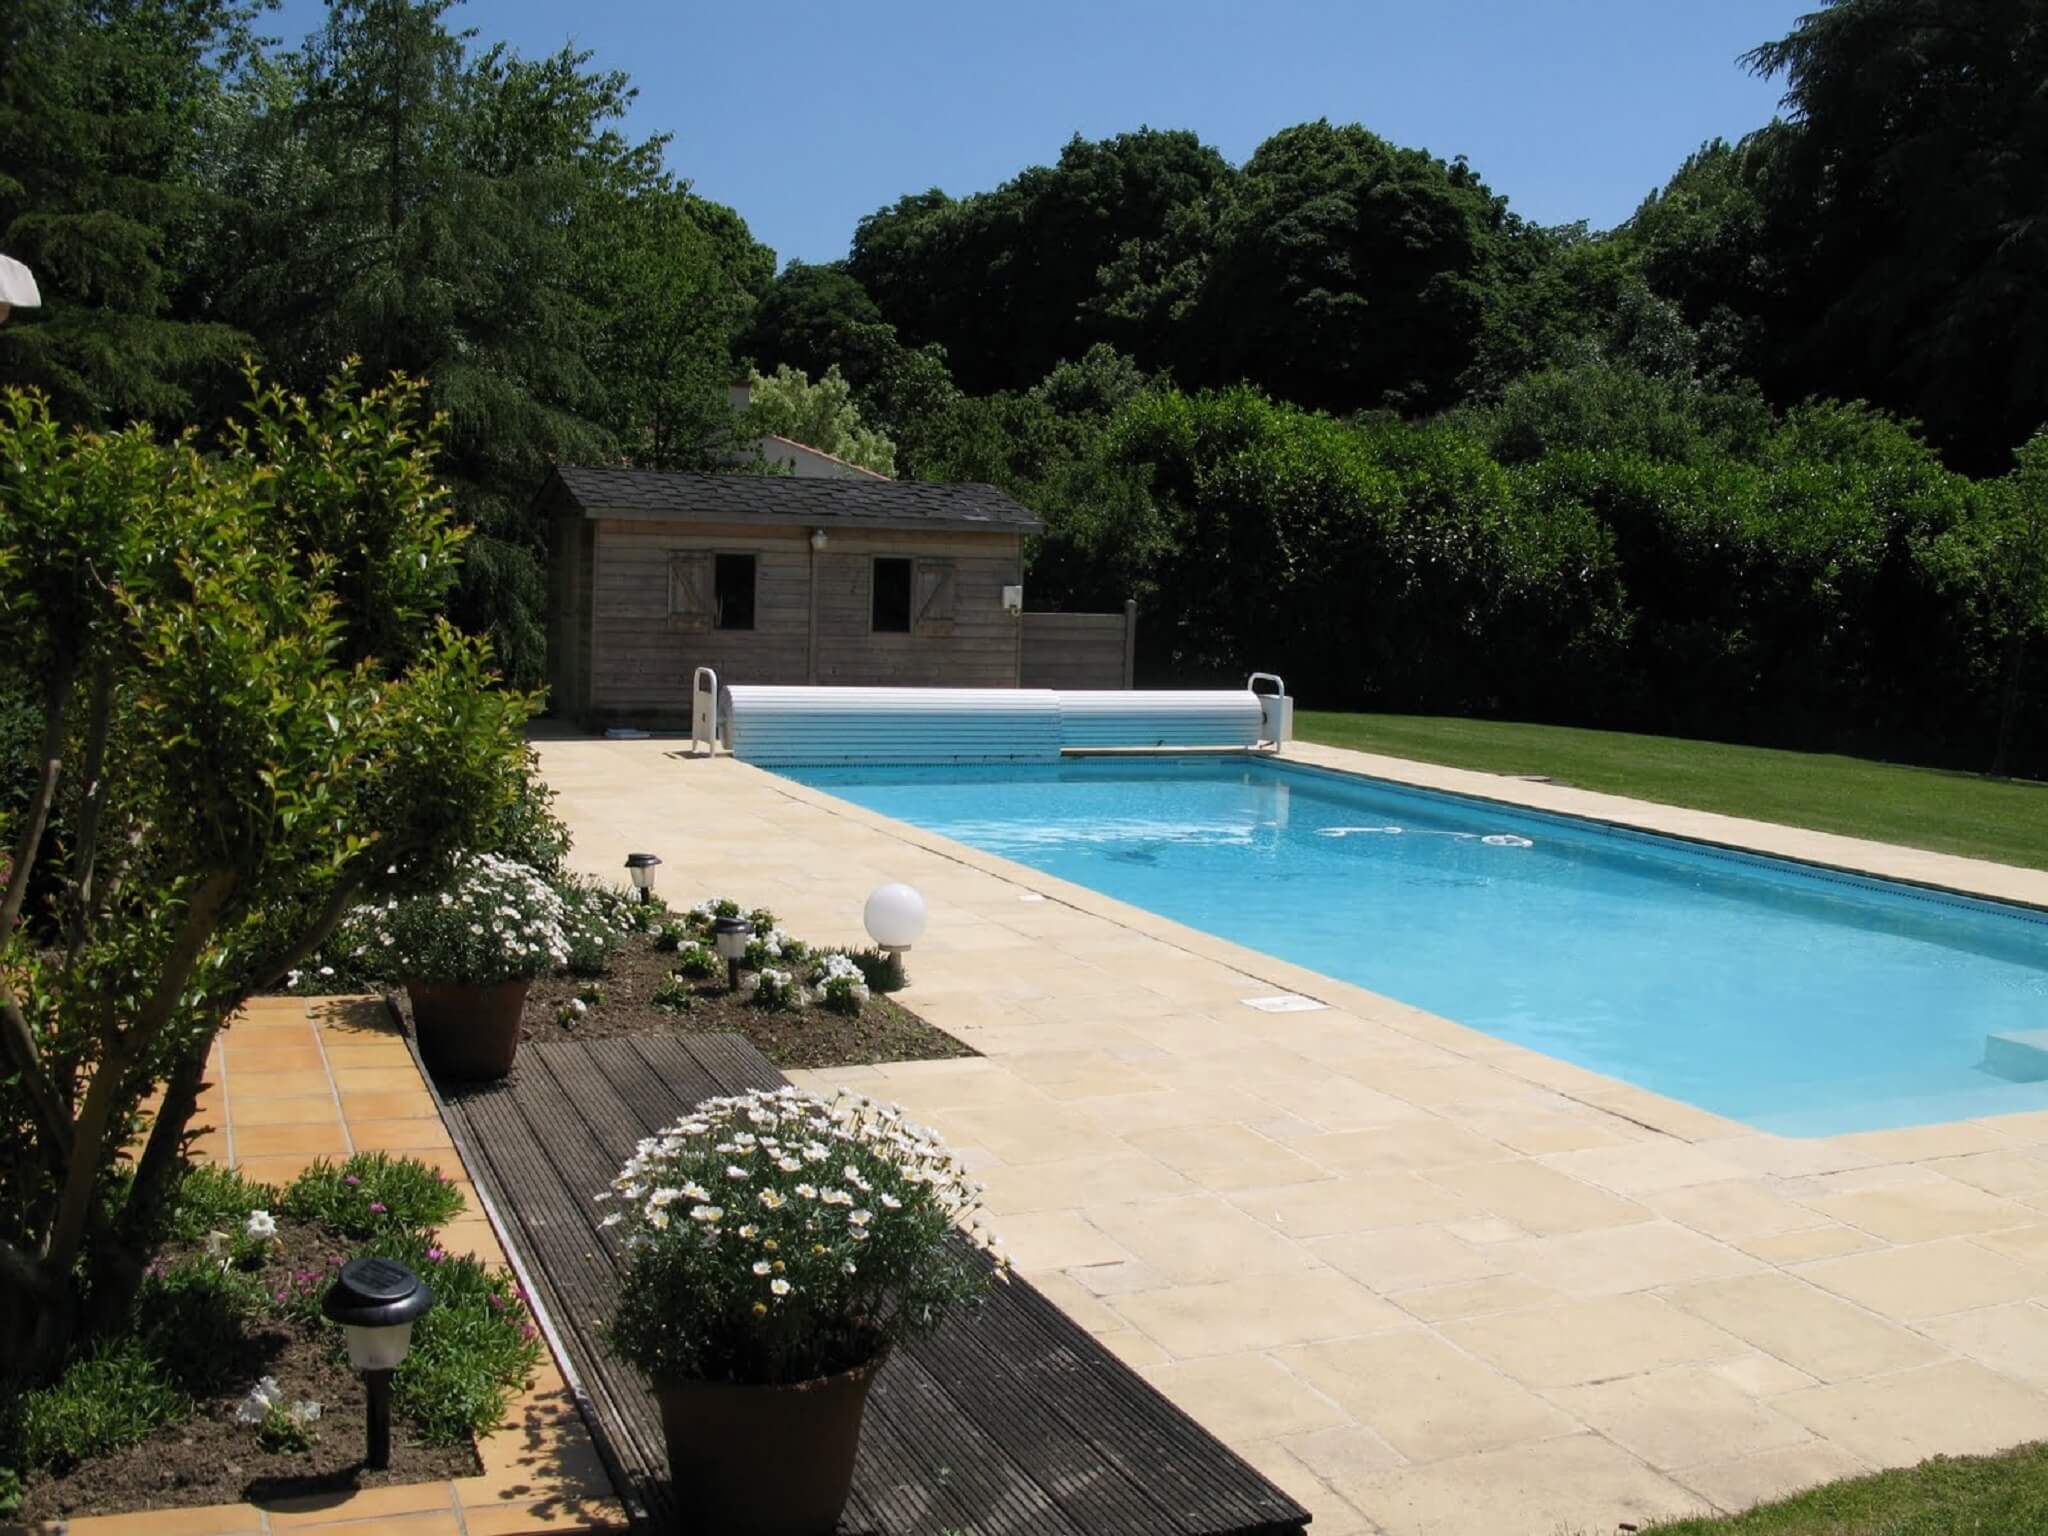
441, 1035, 1311, 1535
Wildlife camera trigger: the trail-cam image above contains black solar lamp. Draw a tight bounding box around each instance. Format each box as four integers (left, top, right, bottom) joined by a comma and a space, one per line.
712, 915, 753, 990
323, 1256, 434, 1469
625, 852, 662, 903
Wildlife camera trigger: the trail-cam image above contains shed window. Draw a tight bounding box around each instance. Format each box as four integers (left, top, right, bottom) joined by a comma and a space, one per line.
872, 557, 913, 633
714, 553, 756, 631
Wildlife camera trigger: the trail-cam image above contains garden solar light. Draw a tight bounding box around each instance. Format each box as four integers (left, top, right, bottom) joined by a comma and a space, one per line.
625, 851, 662, 902
863, 882, 927, 954
712, 914, 753, 990
323, 1256, 434, 1469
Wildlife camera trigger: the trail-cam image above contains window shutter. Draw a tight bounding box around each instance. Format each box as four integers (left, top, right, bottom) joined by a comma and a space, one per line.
913, 559, 957, 635
668, 552, 711, 633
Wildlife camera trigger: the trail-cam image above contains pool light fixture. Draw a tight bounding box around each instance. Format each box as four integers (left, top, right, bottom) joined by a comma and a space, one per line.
863, 882, 927, 955
323, 1256, 434, 1469
712, 914, 753, 989
624, 851, 662, 903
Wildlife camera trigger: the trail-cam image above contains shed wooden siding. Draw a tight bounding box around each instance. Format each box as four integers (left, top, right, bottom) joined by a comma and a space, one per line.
581, 520, 1024, 719
813, 529, 1022, 689
1020, 607, 1137, 689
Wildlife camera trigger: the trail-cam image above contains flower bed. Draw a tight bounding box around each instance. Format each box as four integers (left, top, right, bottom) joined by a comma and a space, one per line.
1, 1155, 539, 1522
466, 893, 972, 1071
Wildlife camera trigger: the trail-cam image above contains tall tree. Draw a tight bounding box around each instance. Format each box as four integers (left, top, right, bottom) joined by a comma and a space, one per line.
206, 0, 769, 685
1741, 0, 2048, 471
0, 0, 253, 425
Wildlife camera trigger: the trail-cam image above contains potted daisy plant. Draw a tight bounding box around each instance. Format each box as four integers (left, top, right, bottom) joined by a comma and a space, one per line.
601, 1086, 1004, 1535
372, 853, 571, 1080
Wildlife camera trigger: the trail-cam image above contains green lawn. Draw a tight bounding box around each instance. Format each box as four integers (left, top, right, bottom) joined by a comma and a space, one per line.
1644, 1443, 2048, 1534
1294, 712, 2048, 873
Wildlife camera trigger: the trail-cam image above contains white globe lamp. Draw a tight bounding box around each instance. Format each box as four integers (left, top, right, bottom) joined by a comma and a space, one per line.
863, 882, 927, 954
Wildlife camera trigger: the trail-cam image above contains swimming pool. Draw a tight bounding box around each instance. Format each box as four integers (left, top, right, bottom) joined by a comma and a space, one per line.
782, 756, 2048, 1137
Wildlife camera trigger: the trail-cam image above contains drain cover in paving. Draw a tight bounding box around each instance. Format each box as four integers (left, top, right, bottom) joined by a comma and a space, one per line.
1241, 994, 1328, 1013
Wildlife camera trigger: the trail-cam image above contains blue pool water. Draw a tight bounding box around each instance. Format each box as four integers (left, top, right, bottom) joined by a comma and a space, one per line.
782, 757, 2048, 1136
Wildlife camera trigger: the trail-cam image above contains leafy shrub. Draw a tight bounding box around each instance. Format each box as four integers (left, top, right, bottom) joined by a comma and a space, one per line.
14, 1344, 186, 1470
282, 903, 396, 993
376, 854, 572, 984
653, 923, 686, 952
602, 1087, 1002, 1386
372, 1228, 540, 1444
682, 897, 741, 933
165, 1164, 281, 1243
555, 876, 631, 977
490, 749, 572, 877
744, 907, 778, 936
674, 943, 717, 980
282, 1153, 464, 1237
812, 952, 871, 1016
651, 975, 697, 1013
831, 947, 905, 994
749, 968, 801, 1011
136, 1257, 265, 1394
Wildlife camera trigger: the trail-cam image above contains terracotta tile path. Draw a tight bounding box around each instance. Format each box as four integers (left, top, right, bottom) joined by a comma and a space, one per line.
534, 733, 2048, 1536
21, 997, 626, 1536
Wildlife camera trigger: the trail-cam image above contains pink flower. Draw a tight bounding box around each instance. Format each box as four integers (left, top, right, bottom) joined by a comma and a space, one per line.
328, 1254, 345, 1267
519, 1323, 537, 1342
368, 1202, 387, 1214
426, 1246, 444, 1262
343, 1176, 361, 1187
489, 1295, 506, 1311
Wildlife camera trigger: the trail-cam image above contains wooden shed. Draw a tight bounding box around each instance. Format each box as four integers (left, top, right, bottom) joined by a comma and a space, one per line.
540, 465, 1043, 726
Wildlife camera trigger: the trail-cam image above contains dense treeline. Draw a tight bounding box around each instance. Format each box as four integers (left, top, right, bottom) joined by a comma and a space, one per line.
4, 0, 2046, 771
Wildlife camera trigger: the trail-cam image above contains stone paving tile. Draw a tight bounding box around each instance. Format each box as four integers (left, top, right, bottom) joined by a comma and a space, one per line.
1337, 1432, 1707, 1536
1542, 1366, 1814, 1471
1736, 1223, 1885, 1264
1310, 1225, 1503, 1293
1444, 1295, 1749, 1388
1233, 1437, 1377, 1536
1387, 1274, 1562, 1322
1125, 1120, 1330, 1189
1794, 1237, 2048, 1319
1294, 1120, 1512, 1176
1423, 1159, 1654, 1235
1540, 1139, 1753, 1194
1795, 1179, 2042, 1242
1662, 1271, 1946, 1382
1225, 1172, 1486, 1239
1674, 1442, 1872, 1515
1081, 1193, 1323, 1284
1921, 1301, 2048, 1385
1110, 1269, 1409, 1357
1773, 1360, 2048, 1465
1136, 1353, 1351, 1441
1489, 1220, 1761, 1298
1276, 1330, 1579, 1462
1643, 1178, 1838, 1242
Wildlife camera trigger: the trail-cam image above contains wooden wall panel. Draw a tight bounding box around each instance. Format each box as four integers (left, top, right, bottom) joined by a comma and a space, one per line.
579, 521, 1025, 720
1020, 610, 1135, 689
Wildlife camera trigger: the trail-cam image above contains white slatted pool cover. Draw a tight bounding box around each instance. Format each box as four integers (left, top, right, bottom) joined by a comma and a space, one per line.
719, 685, 1266, 764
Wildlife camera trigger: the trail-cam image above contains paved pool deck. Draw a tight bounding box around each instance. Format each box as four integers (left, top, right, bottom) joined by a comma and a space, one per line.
538, 734, 2048, 1536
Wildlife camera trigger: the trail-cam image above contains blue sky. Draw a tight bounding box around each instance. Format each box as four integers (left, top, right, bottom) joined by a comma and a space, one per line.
267, 0, 1807, 268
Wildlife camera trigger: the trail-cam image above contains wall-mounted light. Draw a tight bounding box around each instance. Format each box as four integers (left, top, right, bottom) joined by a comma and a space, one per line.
810, 529, 828, 551
323, 1256, 434, 1469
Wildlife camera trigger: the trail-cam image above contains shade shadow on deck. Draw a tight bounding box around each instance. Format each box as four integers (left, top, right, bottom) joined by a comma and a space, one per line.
441, 1035, 1311, 1535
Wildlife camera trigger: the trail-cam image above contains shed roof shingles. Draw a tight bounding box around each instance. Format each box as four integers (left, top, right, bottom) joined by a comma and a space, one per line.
548, 465, 1042, 532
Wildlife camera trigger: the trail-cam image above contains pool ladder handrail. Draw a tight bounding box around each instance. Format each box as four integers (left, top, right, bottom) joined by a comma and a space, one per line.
690, 666, 720, 756
1246, 672, 1289, 751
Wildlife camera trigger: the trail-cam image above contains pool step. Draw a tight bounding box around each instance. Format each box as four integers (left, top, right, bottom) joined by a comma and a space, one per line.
1983, 1029, 2048, 1082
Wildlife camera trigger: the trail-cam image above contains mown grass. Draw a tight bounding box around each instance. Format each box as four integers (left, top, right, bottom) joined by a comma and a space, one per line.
1295, 712, 2048, 872
1645, 1442, 2048, 1534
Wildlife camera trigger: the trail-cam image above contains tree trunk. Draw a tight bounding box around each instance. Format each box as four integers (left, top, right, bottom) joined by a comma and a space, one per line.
1991, 628, 2027, 779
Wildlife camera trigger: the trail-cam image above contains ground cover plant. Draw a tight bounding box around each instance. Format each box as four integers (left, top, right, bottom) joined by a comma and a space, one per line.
1295, 711, 2048, 872
1, 1155, 539, 1521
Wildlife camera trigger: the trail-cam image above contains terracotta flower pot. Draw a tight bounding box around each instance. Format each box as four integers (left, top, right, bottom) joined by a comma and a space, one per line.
654, 1348, 888, 1535
404, 976, 530, 1081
